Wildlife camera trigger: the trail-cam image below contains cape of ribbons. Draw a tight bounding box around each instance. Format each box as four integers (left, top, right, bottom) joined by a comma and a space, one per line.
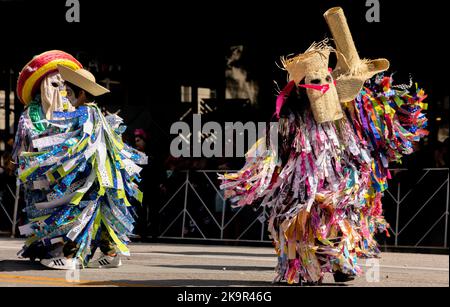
219, 75, 428, 284
13, 97, 147, 265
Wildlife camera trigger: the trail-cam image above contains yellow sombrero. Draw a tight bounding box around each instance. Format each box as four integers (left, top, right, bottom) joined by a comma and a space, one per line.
16, 50, 83, 105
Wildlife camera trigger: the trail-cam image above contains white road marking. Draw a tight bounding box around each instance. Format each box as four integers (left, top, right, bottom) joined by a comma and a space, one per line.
1, 246, 20, 250
134, 252, 449, 272
133, 252, 277, 263
359, 264, 449, 272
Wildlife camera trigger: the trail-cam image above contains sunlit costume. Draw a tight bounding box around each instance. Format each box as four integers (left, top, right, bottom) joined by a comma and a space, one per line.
219, 8, 428, 284
13, 50, 147, 269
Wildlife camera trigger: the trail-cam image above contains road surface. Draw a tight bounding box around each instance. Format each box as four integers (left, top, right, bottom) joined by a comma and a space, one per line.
0, 238, 448, 287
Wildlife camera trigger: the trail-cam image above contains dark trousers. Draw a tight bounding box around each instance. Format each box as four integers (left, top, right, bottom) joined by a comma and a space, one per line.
63, 223, 115, 257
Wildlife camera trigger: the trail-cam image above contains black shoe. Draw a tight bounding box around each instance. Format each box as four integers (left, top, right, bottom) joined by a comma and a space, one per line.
333, 271, 355, 283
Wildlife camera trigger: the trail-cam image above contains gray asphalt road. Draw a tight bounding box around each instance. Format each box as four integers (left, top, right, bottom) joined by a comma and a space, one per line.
0, 238, 448, 287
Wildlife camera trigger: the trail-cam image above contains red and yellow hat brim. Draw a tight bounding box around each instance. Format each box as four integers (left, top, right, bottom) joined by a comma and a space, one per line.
16, 50, 83, 105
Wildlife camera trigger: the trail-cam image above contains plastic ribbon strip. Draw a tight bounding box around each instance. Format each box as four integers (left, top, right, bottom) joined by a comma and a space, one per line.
219, 73, 428, 284
13, 102, 147, 265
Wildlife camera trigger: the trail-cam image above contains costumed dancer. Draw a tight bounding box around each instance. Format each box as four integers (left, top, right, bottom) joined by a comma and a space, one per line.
219, 7, 428, 285
13, 51, 147, 270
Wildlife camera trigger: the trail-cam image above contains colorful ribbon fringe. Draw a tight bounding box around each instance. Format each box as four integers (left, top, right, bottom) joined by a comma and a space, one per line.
219, 74, 428, 284
13, 98, 147, 265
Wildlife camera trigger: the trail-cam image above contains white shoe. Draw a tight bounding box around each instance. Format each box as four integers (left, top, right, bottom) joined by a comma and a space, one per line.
40, 257, 79, 270
87, 254, 122, 268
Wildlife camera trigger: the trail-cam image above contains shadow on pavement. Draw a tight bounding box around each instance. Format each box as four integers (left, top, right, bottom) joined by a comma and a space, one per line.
78, 279, 273, 287
0, 260, 47, 272
78, 279, 348, 287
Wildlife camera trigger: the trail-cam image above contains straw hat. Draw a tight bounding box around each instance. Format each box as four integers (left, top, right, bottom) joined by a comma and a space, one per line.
282, 43, 343, 123
57, 65, 110, 97
16, 50, 83, 105
284, 46, 331, 84
323, 7, 390, 102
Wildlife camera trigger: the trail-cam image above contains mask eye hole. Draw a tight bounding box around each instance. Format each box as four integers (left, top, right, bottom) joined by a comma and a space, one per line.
325, 75, 332, 83
310, 79, 321, 84
51, 82, 59, 88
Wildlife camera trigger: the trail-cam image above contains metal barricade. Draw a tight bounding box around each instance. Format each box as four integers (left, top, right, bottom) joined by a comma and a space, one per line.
158, 170, 271, 243
0, 179, 20, 237
384, 168, 449, 249
158, 169, 449, 249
